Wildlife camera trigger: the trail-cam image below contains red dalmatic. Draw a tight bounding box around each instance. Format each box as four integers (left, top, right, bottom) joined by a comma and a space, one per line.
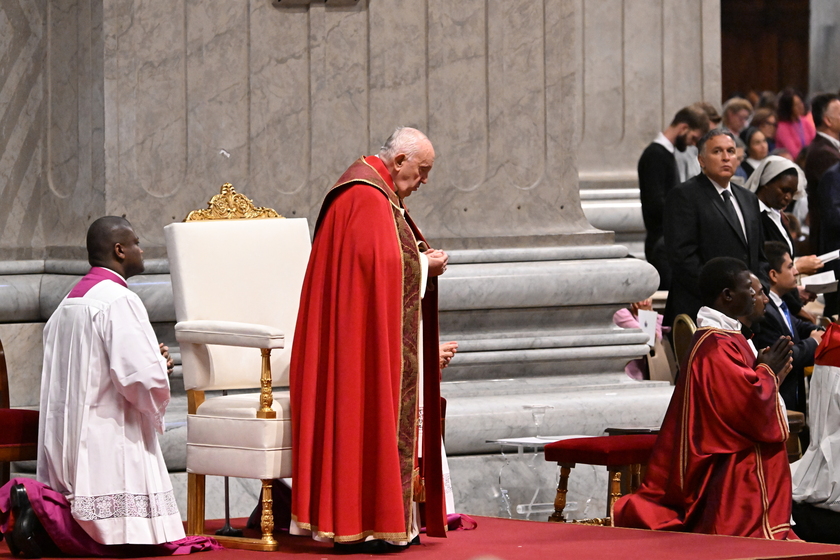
614, 327, 795, 539
290, 157, 445, 543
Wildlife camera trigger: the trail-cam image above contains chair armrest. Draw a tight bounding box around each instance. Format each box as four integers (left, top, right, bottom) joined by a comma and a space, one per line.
175, 320, 284, 349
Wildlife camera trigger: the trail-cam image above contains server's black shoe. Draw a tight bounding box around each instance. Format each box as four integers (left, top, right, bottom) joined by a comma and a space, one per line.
8, 484, 58, 559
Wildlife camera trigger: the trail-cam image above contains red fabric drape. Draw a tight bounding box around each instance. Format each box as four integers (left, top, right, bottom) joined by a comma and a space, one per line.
814, 323, 840, 368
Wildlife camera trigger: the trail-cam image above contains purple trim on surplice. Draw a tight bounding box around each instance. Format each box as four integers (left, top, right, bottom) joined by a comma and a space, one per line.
0, 478, 221, 557
67, 267, 128, 298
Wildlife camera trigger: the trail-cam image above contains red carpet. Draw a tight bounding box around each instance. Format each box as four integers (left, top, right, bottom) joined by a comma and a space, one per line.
3, 516, 840, 559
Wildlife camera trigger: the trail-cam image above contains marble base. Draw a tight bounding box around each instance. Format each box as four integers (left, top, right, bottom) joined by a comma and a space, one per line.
0, 240, 667, 524
15, 446, 615, 523
579, 172, 644, 236
443, 376, 671, 455
0, 323, 44, 407
9, 460, 604, 524
448, 453, 608, 521
10, 455, 613, 524
11, 371, 671, 523
169, 472, 262, 523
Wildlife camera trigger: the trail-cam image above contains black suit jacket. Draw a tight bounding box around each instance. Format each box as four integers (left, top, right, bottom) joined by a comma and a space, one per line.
817, 163, 840, 317
760, 211, 805, 315
664, 173, 765, 325
760, 211, 796, 256
818, 162, 840, 254
638, 143, 680, 289
805, 134, 840, 251
753, 296, 818, 412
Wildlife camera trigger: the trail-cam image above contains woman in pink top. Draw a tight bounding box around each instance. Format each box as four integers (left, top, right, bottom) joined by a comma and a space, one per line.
775, 88, 815, 159
613, 299, 664, 380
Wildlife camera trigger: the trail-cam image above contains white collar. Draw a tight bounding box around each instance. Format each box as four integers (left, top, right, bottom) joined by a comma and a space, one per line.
654, 132, 675, 154
696, 306, 742, 331
746, 157, 764, 168
709, 177, 733, 195
817, 131, 840, 151
91, 266, 127, 283
767, 289, 786, 309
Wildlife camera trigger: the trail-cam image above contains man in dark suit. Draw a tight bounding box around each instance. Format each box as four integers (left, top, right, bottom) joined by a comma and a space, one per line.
664, 129, 765, 326
754, 241, 822, 415
639, 106, 710, 290
804, 93, 840, 252
818, 162, 840, 317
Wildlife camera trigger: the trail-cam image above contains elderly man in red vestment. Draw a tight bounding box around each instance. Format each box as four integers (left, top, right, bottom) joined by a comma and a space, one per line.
614, 257, 796, 539
290, 127, 449, 553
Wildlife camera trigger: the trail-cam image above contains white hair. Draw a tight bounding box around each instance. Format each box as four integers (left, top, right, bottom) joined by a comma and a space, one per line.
378, 127, 430, 163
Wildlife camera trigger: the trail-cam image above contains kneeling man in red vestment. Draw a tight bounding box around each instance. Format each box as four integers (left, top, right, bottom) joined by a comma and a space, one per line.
614, 257, 797, 539
290, 127, 449, 553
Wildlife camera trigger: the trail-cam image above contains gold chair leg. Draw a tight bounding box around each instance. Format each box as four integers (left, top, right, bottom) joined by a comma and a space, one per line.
260, 479, 278, 547
607, 470, 622, 525
548, 464, 573, 522
187, 473, 206, 536
256, 349, 276, 419
629, 463, 642, 493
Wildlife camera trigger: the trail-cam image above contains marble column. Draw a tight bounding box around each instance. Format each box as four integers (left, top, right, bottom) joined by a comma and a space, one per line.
578, 0, 721, 254
810, 0, 840, 95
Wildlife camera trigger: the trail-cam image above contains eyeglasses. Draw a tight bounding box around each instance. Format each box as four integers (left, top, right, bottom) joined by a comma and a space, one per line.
764, 121, 778, 128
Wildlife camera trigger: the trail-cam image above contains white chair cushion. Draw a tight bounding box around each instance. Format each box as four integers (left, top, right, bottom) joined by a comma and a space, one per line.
175, 320, 284, 349
188, 415, 290, 450
187, 392, 292, 479
196, 392, 291, 420
187, 442, 291, 479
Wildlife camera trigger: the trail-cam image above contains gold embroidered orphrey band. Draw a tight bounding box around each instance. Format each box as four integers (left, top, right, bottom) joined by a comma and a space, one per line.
184, 183, 283, 221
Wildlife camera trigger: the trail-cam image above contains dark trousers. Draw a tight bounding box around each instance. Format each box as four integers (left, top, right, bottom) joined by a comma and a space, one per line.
792, 501, 840, 544
824, 291, 840, 319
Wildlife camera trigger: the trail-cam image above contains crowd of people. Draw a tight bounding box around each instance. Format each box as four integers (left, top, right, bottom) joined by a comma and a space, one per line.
623, 88, 840, 543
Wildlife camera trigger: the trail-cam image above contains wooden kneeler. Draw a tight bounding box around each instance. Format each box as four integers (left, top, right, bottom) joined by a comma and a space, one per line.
0, 337, 39, 487
544, 435, 658, 525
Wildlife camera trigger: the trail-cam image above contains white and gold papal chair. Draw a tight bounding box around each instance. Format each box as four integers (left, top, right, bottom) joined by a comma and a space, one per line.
164, 184, 310, 551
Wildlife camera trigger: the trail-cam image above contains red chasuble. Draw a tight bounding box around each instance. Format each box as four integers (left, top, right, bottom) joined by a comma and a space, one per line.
290, 156, 446, 543
614, 326, 794, 539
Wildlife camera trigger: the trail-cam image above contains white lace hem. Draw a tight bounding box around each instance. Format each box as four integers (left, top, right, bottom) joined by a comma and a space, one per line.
72, 490, 179, 521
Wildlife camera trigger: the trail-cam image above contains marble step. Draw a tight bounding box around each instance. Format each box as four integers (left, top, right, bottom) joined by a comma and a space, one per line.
158, 376, 673, 463
11, 451, 614, 523
444, 381, 671, 455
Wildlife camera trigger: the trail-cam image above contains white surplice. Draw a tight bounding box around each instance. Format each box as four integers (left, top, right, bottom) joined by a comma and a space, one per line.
37, 274, 185, 545
792, 363, 840, 511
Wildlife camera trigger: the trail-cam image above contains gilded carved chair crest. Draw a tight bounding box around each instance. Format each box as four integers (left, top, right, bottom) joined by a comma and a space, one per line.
185, 183, 282, 221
